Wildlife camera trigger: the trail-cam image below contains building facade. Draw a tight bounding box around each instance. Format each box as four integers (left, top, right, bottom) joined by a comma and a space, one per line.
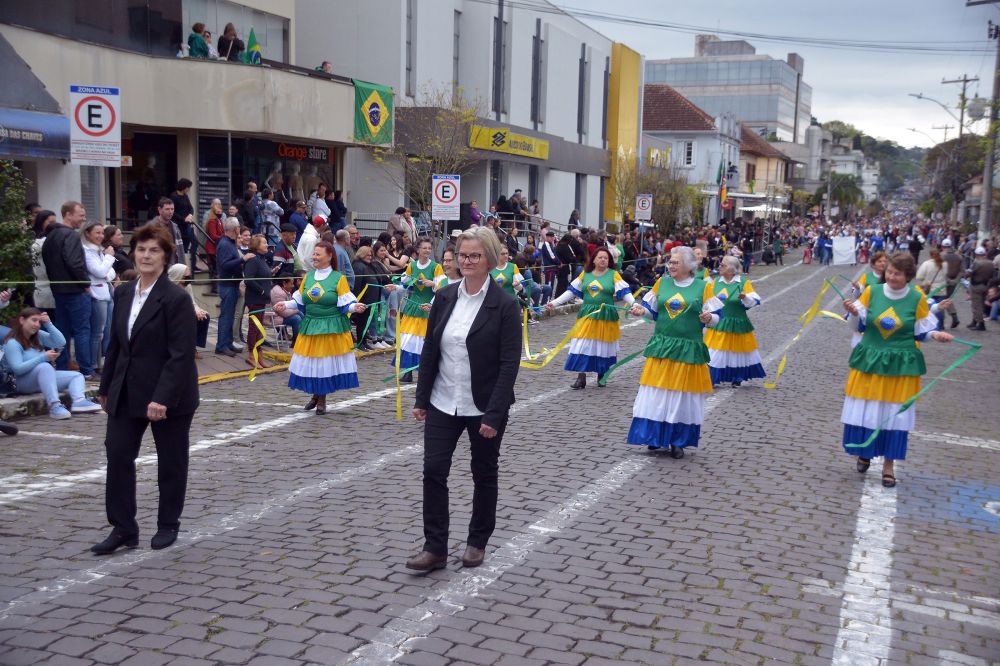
0, 0, 365, 226
640, 84, 740, 226
645, 34, 811, 144
297, 0, 613, 228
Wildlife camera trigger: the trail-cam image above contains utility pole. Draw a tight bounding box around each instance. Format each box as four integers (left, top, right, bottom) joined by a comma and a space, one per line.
979, 21, 1000, 247
941, 74, 978, 139
931, 124, 955, 142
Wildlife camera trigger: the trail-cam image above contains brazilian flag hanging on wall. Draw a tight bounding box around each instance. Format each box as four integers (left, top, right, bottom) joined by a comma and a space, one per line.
353, 80, 394, 145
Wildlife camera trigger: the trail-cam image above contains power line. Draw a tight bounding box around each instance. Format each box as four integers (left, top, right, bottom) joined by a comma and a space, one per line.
461, 0, 995, 55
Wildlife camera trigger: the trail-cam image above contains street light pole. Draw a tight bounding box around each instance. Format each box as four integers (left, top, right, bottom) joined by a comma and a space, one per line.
979, 21, 1000, 247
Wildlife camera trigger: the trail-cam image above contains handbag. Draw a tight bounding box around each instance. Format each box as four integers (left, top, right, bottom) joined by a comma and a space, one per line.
0, 354, 16, 398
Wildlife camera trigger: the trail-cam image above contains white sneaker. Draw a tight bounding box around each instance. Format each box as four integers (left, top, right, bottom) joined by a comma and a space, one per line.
376, 341, 391, 349
71, 399, 103, 413
49, 405, 71, 420
231, 342, 245, 351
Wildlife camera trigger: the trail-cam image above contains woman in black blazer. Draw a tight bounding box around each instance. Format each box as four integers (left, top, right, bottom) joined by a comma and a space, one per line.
93, 223, 199, 555
407, 227, 521, 571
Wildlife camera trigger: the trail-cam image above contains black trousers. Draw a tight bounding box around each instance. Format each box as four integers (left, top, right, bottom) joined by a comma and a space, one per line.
422, 405, 508, 556
104, 412, 194, 536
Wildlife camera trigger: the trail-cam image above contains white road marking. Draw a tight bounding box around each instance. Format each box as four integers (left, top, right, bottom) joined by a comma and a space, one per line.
0, 386, 415, 506
756, 264, 829, 305
911, 431, 1000, 452
937, 651, 989, 666
343, 390, 733, 665
831, 477, 897, 665
15, 431, 94, 441
201, 398, 300, 407
750, 259, 803, 282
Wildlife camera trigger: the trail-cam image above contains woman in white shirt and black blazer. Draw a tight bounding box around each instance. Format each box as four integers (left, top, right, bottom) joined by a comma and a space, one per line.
407, 227, 521, 571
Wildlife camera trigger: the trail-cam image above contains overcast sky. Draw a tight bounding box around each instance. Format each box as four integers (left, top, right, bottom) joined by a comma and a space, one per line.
558, 0, 996, 148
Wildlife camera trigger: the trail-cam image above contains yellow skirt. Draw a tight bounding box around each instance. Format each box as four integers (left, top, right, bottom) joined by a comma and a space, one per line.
399, 314, 429, 337
574, 317, 620, 343
293, 331, 354, 358
639, 357, 712, 393
703, 328, 758, 353
844, 369, 920, 404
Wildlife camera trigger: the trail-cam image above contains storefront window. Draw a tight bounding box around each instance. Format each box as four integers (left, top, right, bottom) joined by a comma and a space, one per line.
120, 131, 178, 226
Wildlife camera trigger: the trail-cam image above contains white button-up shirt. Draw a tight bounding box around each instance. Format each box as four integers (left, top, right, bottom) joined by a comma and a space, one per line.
127, 280, 156, 339
430, 278, 489, 416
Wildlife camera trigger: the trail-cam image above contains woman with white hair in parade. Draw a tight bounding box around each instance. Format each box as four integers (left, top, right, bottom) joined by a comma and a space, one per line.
627, 245, 724, 458
704, 255, 765, 387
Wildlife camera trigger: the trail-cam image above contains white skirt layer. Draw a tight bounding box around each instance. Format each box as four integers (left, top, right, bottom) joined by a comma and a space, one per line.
840, 396, 915, 432
289, 351, 358, 378
707, 349, 763, 368
632, 385, 706, 424
567, 337, 620, 358
399, 332, 425, 355
850, 332, 862, 349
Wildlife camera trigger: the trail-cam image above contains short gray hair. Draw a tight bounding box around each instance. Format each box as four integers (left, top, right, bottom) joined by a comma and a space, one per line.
223, 218, 241, 233
456, 226, 502, 269
670, 245, 699, 275
335, 229, 350, 243
720, 255, 742, 274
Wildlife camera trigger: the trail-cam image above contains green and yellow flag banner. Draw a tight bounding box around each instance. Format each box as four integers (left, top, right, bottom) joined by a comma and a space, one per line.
240, 28, 261, 65
353, 80, 393, 145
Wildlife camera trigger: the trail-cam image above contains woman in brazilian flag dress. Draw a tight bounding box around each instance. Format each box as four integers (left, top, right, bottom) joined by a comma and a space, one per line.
490, 245, 524, 301
396, 238, 444, 382
545, 247, 635, 389
705, 256, 765, 387
849, 251, 888, 348
627, 246, 724, 458
842, 253, 952, 487
273, 241, 367, 415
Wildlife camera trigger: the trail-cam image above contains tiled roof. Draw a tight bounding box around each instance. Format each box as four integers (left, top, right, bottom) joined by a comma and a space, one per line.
740, 126, 786, 159
642, 84, 716, 132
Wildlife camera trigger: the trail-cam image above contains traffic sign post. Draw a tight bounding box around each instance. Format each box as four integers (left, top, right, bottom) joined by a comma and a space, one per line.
431, 174, 460, 221
69, 85, 121, 167
635, 193, 653, 222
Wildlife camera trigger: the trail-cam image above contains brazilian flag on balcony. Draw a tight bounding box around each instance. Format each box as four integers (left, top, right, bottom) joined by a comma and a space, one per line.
353, 80, 393, 145
240, 28, 261, 65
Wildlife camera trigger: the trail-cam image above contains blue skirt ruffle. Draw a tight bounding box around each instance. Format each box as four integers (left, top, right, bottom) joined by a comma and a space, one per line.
565, 353, 616, 374
709, 363, 766, 384
288, 372, 360, 395
391, 350, 421, 370
627, 417, 701, 449
842, 425, 908, 460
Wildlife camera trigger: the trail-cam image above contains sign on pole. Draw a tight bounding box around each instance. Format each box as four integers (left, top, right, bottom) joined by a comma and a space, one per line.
635, 193, 653, 222
431, 174, 460, 221
69, 85, 121, 167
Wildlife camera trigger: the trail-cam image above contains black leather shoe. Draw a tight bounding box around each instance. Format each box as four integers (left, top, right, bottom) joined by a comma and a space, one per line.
150, 528, 179, 550
304, 396, 318, 411
571, 373, 586, 389
401, 371, 413, 383
405, 551, 447, 571
669, 445, 685, 459
0, 421, 17, 436
91, 531, 138, 555
950, 317, 959, 329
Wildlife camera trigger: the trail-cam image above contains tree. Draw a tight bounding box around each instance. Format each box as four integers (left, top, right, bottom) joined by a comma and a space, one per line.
371, 86, 486, 218
923, 135, 984, 200
815, 173, 864, 218
791, 189, 812, 216
635, 164, 703, 234
0, 161, 33, 313
609, 145, 638, 225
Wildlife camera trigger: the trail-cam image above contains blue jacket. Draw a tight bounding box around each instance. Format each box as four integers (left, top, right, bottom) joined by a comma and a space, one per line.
216, 235, 244, 280
289, 212, 308, 243
3, 323, 66, 377
335, 244, 355, 289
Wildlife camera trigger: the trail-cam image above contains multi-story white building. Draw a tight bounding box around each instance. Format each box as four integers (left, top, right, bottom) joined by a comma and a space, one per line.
0, 0, 367, 226
297, 0, 614, 228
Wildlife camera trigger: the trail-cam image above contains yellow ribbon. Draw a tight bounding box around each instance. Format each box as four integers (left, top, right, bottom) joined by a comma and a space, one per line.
764, 279, 832, 389
247, 314, 267, 381
818, 310, 848, 322
394, 306, 403, 421
520, 304, 623, 370
522, 308, 549, 361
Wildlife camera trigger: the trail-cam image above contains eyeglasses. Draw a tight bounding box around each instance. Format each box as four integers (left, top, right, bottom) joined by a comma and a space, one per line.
457, 252, 483, 264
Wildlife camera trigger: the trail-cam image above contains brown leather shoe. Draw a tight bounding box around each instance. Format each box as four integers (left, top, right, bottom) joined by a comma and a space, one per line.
405, 551, 447, 571
461, 546, 485, 568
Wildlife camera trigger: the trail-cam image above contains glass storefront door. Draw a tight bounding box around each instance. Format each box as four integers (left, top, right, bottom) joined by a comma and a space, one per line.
120, 131, 177, 227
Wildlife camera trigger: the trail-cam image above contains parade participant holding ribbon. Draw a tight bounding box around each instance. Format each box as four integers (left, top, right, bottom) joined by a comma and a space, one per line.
273, 241, 366, 415
693, 247, 710, 281
396, 238, 445, 383
627, 245, 724, 458
545, 247, 634, 389
440, 246, 462, 287
490, 245, 523, 301
852, 251, 888, 295
841, 252, 952, 488
704, 255, 765, 387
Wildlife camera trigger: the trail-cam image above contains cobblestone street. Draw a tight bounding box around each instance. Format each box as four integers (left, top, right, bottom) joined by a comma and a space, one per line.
1, 260, 997, 665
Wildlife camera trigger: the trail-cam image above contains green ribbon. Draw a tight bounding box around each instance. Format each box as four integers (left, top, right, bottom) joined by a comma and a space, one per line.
355, 301, 384, 349
825, 278, 846, 301
597, 301, 695, 386
381, 364, 420, 382
844, 338, 982, 449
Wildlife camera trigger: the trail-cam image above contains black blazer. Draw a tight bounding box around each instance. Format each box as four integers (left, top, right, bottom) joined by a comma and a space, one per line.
415, 279, 521, 430
99, 273, 199, 418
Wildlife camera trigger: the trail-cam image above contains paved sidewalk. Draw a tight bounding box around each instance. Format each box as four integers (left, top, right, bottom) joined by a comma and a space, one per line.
0, 261, 997, 665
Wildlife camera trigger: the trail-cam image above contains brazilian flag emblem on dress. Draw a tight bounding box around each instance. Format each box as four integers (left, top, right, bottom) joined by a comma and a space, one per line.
665, 293, 687, 319
353, 80, 394, 145
875, 305, 901, 340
